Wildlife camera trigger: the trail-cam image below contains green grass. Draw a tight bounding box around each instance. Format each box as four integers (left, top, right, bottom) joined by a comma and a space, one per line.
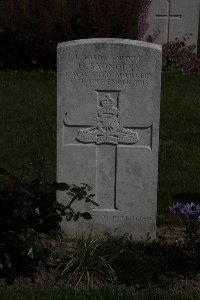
0, 70, 56, 179
0, 287, 200, 300
158, 72, 200, 214
0, 70, 200, 215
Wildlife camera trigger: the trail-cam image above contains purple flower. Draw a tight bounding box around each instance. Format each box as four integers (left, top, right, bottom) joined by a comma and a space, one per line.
169, 202, 200, 223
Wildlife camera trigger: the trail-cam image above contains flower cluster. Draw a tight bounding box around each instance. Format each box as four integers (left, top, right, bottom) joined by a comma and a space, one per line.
162, 36, 200, 77
169, 202, 200, 223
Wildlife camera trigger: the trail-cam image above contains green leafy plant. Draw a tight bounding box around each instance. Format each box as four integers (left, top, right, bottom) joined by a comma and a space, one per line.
53, 233, 189, 288
53, 235, 116, 287
53, 182, 97, 222
0, 158, 96, 282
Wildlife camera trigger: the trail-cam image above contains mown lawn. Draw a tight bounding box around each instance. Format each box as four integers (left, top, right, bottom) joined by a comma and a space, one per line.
0, 70, 56, 179
158, 72, 200, 214
0, 70, 200, 215
0, 287, 200, 300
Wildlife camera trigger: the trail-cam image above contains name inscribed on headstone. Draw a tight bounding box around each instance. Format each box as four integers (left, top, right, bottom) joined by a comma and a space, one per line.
65, 53, 153, 86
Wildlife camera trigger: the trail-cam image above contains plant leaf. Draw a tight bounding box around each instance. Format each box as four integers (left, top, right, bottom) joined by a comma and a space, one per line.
85, 198, 99, 206
80, 212, 92, 220
73, 213, 80, 222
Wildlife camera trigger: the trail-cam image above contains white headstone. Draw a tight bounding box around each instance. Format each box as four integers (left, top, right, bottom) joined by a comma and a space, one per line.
139, 0, 200, 48
57, 38, 162, 241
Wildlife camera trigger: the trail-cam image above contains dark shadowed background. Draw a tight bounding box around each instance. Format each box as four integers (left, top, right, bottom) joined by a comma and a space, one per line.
0, 0, 140, 69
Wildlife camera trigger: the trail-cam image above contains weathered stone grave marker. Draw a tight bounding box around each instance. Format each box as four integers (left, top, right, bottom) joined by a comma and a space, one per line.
57, 39, 162, 240
155, 0, 182, 43
139, 0, 200, 47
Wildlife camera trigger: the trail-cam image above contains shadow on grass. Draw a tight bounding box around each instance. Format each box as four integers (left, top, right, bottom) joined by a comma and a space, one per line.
0, 287, 200, 300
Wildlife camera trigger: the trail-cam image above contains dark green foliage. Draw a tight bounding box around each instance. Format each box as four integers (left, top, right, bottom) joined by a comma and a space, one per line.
162, 37, 200, 76
102, 236, 178, 287
0, 0, 139, 69
53, 235, 116, 287
51, 233, 200, 288
100, 235, 200, 287
1, 287, 200, 300
169, 205, 200, 275
60, 182, 96, 222
0, 159, 95, 281
178, 241, 200, 276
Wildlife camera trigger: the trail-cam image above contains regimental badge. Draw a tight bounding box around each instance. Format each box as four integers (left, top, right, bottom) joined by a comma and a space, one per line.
76, 94, 139, 145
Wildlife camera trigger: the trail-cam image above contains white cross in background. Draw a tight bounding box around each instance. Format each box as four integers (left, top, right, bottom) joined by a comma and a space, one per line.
156, 0, 182, 43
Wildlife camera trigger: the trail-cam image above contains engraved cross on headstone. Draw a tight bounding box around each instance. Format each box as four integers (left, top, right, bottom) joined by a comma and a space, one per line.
156, 0, 182, 43
64, 90, 151, 211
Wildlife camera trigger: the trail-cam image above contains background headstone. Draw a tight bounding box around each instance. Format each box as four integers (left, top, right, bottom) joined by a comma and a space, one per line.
57, 39, 162, 240
139, 0, 200, 48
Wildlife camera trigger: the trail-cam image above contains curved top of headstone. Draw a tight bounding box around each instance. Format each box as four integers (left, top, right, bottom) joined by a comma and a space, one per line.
57, 38, 162, 51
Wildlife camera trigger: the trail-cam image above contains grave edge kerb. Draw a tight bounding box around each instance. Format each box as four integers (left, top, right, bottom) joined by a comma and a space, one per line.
57, 38, 162, 52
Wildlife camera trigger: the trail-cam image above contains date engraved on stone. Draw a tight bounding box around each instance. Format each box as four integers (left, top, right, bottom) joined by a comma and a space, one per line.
113, 216, 152, 222
94, 215, 152, 222
76, 94, 139, 145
